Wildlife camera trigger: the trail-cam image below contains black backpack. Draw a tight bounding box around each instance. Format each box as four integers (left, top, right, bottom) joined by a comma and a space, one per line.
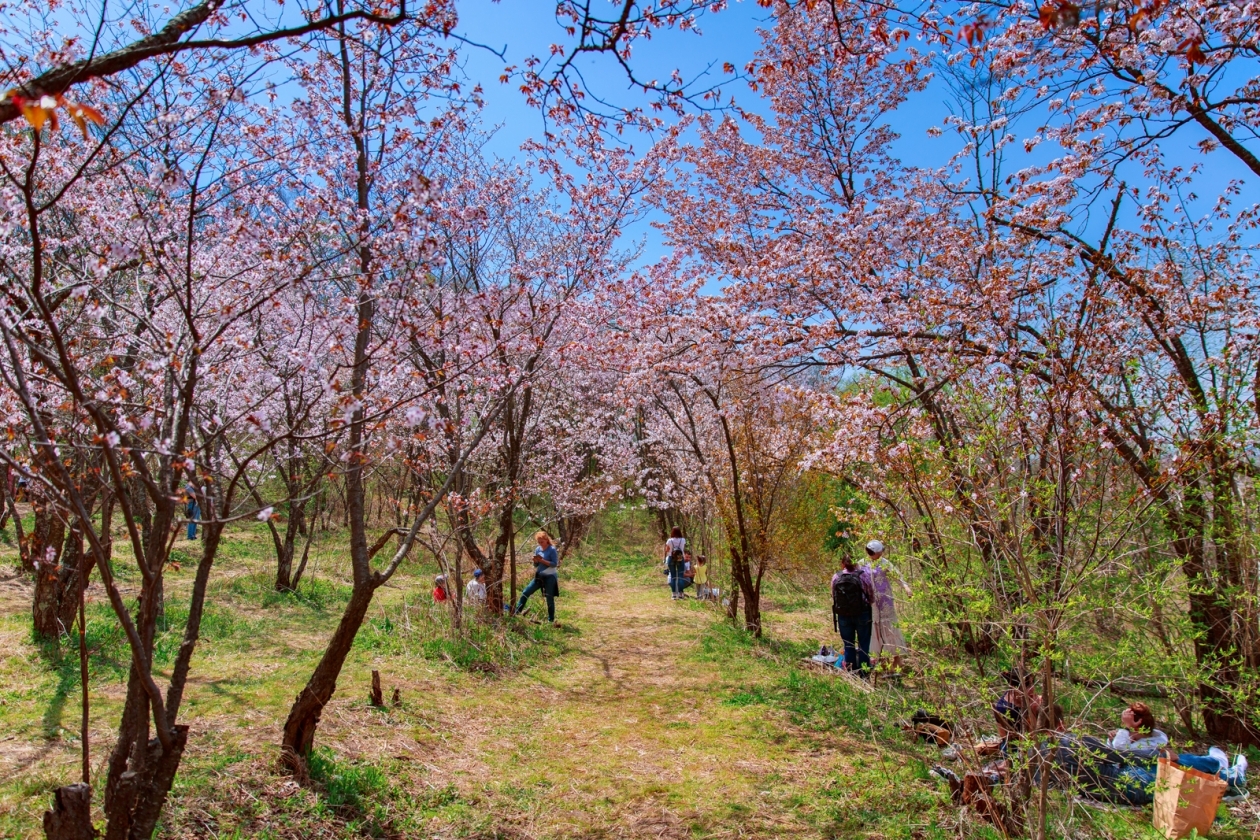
832, 570, 868, 616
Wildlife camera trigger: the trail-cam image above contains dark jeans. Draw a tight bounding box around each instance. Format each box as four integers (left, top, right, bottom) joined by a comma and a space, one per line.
667, 561, 686, 594
835, 610, 872, 673
670, 575, 693, 594
516, 575, 555, 622
187, 502, 200, 540
1042, 736, 1156, 806
1176, 753, 1224, 775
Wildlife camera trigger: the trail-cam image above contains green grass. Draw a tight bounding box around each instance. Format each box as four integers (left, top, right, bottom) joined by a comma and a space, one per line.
0, 506, 1255, 840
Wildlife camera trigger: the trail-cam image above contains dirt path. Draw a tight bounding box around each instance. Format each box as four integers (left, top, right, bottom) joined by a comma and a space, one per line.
0, 555, 854, 839
387, 571, 845, 839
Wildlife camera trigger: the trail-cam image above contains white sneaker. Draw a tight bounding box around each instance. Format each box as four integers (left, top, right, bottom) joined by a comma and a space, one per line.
1233, 753, 1248, 780
1209, 746, 1230, 775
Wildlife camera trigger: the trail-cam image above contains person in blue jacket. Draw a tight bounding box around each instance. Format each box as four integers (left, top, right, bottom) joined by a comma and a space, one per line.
515, 530, 559, 624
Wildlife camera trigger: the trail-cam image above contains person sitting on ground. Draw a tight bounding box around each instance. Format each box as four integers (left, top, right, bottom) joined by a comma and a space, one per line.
1107, 702, 1168, 756
830, 557, 875, 675
993, 669, 1043, 743
432, 574, 450, 603
516, 530, 560, 623
693, 555, 710, 599
465, 568, 486, 606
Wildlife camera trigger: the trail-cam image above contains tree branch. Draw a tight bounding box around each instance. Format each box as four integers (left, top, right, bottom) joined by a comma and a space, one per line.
0, 0, 410, 126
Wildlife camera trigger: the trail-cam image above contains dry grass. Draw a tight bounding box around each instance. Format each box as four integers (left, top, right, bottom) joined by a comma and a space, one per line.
0, 517, 1254, 839
0, 523, 869, 839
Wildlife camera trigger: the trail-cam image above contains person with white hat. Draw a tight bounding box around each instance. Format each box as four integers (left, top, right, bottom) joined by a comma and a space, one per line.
863, 540, 909, 672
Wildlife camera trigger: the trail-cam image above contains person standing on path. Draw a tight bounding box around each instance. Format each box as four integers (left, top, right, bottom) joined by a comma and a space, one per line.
862, 540, 909, 672
516, 530, 559, 623
693, 554, 710, 600
185, 484, 201, 541
664, 526, 687, 600
831, 556, 875, 675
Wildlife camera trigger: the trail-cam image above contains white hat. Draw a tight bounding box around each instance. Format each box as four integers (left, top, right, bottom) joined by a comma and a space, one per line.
865, 540, 885, 554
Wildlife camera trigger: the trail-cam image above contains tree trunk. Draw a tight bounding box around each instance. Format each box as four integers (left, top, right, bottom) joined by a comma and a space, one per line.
57, 525, 96, 635
1177, 517, 1260, 745
32, 503, 68, 641
35, 524, 97, 643
742, 583, 761, 637
102, 722, 188, 840
508, 524, 517, 614
281, 582, 377, 763
43, 783, 95, 840
273, 502, 306, 592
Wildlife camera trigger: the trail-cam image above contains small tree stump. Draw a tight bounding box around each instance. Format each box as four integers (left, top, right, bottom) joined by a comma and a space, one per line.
43, 783, 95, 840
391, 687, 401, 707
369, 670, 383, 707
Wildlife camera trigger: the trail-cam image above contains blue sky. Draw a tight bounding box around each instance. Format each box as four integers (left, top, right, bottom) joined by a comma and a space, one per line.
454, 0, 771, 158
449, 0, 1255, 271
452, 0, 780, 269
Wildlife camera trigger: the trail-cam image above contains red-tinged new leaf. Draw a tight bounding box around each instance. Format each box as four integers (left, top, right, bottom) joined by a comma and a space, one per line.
20, 102, 47, 129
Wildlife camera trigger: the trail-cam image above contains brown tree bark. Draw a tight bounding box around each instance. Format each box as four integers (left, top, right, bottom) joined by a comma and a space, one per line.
282, 581, 377, 760
43, 783, 95, 840
31, 499, 69, 641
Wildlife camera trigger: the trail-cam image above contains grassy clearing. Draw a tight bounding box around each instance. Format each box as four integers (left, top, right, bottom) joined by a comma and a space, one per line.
0, 510, 1255, 838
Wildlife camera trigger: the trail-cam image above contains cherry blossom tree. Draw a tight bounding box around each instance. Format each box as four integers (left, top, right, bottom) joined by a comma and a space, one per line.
653, 0, 1260, 745
415, 133, 646, 614
0, 48, 348, 832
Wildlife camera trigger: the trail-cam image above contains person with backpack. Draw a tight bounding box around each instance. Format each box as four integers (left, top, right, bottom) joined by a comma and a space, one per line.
831, 556, 875, 674
515, 531, 560, 624
663, 526, 687, 600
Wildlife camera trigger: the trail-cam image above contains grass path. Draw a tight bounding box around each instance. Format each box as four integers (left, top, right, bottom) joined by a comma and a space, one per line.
4, 524, 1257, 839
358, 571, 853, 839
0, 536, 928, 840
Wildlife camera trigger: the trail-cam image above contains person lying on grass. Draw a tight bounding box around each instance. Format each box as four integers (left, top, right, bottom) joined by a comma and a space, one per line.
1039, 705, 1247, 806
1107, 702, 1167, 755
937, 701, 1249, 808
